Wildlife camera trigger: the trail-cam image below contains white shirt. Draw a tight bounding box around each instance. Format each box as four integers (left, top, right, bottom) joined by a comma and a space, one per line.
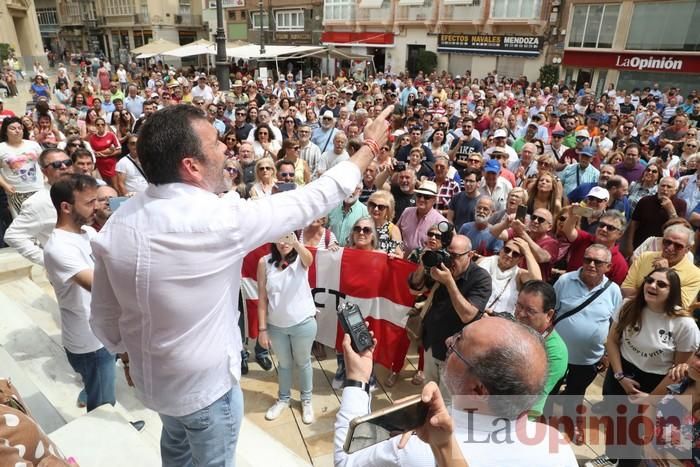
4, 187, 55, 266
263, 255, 316, 328
479, 177, 513, 212
334, 387, 578, 467
115, 156, 148, 194
89, 160, 361, 417
484, 144, 519, 165
191, 84, 214, 103
44, 227, 103, 354
0, 140, 44, 193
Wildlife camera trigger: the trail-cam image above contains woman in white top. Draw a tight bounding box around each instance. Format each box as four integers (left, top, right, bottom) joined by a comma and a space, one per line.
0, 117, 44, 216
257, 232, 317, 425
477, 238, 541, 315
248, 157, 276, 199
606, 267, 699, 398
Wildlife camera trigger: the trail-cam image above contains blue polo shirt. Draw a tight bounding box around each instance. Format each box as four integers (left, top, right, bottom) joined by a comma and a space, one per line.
553, 270, 622, 365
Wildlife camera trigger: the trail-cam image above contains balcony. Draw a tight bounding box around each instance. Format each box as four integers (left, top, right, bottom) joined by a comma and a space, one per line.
439, 0, 484, 24
134, 13, 150, 24
395, 1, 435, 24
355, 1, 392, 24
175, 14, 203, 26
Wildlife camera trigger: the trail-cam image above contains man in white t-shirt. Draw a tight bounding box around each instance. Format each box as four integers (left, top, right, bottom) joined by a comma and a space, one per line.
115, 134, 148, 195
43, 174, 115, 412
191, 75, 214, 104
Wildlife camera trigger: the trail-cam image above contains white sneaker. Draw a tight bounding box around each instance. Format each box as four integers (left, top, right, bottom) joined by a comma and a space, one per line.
301, 400, 314, 424
265, 400, 289, 421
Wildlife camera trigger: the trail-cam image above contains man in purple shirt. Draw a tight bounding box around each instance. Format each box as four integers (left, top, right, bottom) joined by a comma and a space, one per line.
397, 180, 447, 253
614, 144, 645, 184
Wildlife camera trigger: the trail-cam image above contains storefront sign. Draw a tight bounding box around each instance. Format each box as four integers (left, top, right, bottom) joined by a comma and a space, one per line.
437, 34, 543, 56
274, 32, 312, 43
321, 31, 394, 46
562, 50, 700, 74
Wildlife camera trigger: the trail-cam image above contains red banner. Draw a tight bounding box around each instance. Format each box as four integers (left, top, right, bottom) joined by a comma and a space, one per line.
562, 50, 700, 74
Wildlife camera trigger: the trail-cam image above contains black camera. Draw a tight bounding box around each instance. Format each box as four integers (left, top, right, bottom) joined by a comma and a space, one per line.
394, 161, 407, 172
421, 221, 455, 269
660, 149, 671, 162
338, 302, 373, 353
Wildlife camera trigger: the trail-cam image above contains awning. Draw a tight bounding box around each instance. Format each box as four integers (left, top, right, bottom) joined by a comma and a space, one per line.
163, 39, 215, 58
225, 44, 324, 60
359, 0, 383, 8
131, 38, 181, 55
292, 47, 374, 61
398, 0, 425, 5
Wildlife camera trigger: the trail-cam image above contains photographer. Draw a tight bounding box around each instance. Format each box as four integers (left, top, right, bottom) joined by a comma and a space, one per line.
407, 233, 491, 406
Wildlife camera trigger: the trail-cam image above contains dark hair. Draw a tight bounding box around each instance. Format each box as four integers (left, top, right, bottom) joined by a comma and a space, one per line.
463, 167, 482, 182
520, 280, 557, 314
268, 242, 298, 269
71, 148, 93, 163
137, 104, 207, 185
0, 116, 30, 142
39, 148, 68, 168
615, 267, 686, 342
276, 158, 295, 172
254, 123, 275, 141
50, 173, 98, 212
282, 138, 299, 153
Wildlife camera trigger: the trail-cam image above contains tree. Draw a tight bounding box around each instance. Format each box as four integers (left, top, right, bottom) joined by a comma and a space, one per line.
539, 64, 559, 89
417, 50, 437, 75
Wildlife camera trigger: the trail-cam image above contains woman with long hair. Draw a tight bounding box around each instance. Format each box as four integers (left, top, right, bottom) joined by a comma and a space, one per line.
251, 123, 281, 159
428, 129, 450, 157
527, 171, 562, 219
222, 129, 239, 159
628, 162, 661, 212
0, 117, 44, 216
257, 232, 317, 424
281, 115, 298, 141
248, 157, 276, 198
367, 190, 403, 257
88, 117, 121, 188
223, 159, 247, 198
279, 138, 311, 186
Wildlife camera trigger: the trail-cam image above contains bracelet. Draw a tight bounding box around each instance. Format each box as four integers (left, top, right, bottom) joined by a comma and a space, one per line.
259, 328, 267, 332
363, 138, 381, 158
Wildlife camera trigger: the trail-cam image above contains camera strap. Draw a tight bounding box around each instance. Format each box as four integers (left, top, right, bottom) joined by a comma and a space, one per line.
553, 279, 612, 327
415, 282, 440, 320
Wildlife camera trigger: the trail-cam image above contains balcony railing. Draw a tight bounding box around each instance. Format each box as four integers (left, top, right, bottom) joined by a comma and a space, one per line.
175, 14, 203, 26
439, 1, 483, 22
134, 13, 150, 24
356, 5, 392, 23
395, 3, 435, 22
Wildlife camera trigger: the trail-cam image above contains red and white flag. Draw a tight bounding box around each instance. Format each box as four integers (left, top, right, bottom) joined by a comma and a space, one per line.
241, 246, 418, 369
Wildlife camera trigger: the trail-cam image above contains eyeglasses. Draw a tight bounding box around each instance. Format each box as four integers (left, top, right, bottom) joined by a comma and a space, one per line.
224, 167, 239, 174
43, 159, 73, 169
258, 131, 269, 136
501, 246, 522, 259
449, 250, 470, 259
558, 216, 568, 222
644, 276, 669, 289
530, 214, 548, 224
662, 238, 687, 250
446, 331, 471, 368
292, 146, 300, 150
368, 201, 388, 211
426, 231, 441, 239
597, 222, 620, 232
645, 168, 659, 174
279, 172, 294, 178
226, 137, 237, 142
258, 166, 273, 171
322, 117, 333, 121
514, 302, 545, 317
236, 112, 247, 116
353, 226, 373, 235
582, 256, 608, 267
68, 143, 81, 148
467, 158, 481, 164
416, 193, 436, 200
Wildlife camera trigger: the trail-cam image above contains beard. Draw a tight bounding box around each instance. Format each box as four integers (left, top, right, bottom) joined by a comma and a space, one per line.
71, 209, 93, 227
475, 213, 489, 224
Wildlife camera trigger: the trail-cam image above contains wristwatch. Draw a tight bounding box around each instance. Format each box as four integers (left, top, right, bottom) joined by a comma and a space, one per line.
614, 371, 625, 381
343, 379, 370, 394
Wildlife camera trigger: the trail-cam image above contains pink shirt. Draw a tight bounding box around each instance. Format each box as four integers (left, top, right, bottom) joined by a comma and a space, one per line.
397, 207, 447, 253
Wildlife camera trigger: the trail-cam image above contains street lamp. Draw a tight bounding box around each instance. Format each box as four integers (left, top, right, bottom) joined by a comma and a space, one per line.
259, 0, 265, 55
214, 0, 229, 90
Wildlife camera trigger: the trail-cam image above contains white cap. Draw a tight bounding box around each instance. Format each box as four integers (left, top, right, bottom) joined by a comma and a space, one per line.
493, 129, 507, 138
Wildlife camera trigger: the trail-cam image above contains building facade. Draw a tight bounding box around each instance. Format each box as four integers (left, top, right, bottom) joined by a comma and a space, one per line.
1, 0, 47, 69
321, 0, 559, 79
560, 0, 700, 94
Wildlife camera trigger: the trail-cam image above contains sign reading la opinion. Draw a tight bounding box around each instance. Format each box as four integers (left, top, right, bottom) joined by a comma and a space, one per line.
437, 34, 543, 56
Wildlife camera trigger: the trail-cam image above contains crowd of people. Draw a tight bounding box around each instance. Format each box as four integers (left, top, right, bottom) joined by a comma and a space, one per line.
1, 57, 700, 467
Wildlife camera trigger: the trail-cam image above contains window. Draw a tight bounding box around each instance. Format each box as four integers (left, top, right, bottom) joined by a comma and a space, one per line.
275, 9, 304, 31
103, 0, 133, 16
251, 12, 269, 28
490, 0, 541, 19
37, 8, 58, 25
324, 0, 355, 21
626, 1, 700, 51
179, 0, 191, 15
567, 4, 619, 48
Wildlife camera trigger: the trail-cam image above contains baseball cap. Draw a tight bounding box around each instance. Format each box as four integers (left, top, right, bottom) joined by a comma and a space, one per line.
552, 130, 566, 138
322, 110, 335, 120
580, 146, 595, 157
587, 186, 610, 201
484, 159, 501, 173
575, 129, 591, 139
493, 129, 507, 138
414, 180, 439, 197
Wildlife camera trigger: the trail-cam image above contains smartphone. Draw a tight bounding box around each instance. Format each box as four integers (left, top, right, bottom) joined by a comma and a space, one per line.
516, 204, 527, 222
274, 182, 296, 192
108, 196, 129, 211
344, 395, 429, 454
572, 205, 594, 217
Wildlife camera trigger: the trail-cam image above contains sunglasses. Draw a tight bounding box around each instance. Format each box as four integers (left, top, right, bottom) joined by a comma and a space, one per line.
644, 276, 669, 289
279, 172, 294, 178
44, 159, 74, 169
353, 226, 373, 235
68, 143, 81, 148
426, 231, 441, 239
224, 167, 239, 174
586, 197, 604, 203
597, 222, 619, 232
258, 166, 273, 171
502, 246, 522, 259
416, 193, 436, 200
662, 238, 687, 250
368, 201, 388, 211
530, 214, 548, 224
645, 168, 659, 174
582, 256, 608, 267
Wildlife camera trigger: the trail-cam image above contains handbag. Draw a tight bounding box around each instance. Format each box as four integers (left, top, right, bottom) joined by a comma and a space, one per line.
553, 279, 612, 327
405, 282, 440, 346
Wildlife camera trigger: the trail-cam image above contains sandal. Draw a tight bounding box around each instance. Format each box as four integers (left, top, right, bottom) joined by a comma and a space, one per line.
411, 371, 425, 385
385, 372, 399, 387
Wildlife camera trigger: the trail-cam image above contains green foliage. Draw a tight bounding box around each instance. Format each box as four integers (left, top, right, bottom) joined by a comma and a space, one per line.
0, 44, 11, 63
539, 64, 559, 88
416, 50, 437, 74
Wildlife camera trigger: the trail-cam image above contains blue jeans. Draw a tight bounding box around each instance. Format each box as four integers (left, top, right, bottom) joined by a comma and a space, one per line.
65, 346, 116, 412
159, 386, 243, 467
268, 317, 317, 402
